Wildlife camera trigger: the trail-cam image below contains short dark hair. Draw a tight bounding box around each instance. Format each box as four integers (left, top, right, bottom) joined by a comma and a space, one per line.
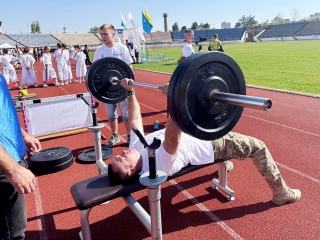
213, 34, 218, 38
23, 46, 30, 53
57, 43, 61, 48
3, 48, 8, 54
107, 162, 140, 186
108, 163, 127, 185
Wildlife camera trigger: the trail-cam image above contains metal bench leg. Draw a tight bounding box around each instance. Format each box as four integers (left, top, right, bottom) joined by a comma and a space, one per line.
79, 208, 93, 240
212, 162, 235, 201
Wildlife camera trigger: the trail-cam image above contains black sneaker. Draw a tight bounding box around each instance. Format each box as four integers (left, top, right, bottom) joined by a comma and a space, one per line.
104, 134, 120, 147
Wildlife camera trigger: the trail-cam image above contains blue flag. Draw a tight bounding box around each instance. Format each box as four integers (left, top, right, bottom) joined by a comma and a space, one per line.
142, 11, 153, 33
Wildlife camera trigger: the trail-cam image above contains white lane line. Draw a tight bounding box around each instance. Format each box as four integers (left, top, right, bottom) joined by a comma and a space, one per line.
276, 162, 320, 184
34, 177, 48, 240
243, 114, 320, 138
170, 180, 244, 240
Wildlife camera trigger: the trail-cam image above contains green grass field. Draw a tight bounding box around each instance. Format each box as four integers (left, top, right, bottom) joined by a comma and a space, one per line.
90, 41, 320, 95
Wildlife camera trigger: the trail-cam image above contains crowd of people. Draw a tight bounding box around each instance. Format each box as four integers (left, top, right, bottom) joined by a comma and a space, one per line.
0, 43, 91, 89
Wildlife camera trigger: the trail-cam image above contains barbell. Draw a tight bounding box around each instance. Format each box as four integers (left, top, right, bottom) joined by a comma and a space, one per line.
86, 52, 272, 140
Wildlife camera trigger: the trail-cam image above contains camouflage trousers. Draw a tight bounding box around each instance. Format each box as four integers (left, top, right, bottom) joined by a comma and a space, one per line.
212, 132, 288, 195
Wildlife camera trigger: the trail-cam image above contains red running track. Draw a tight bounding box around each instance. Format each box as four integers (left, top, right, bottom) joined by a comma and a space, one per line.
9, 62, 320, 240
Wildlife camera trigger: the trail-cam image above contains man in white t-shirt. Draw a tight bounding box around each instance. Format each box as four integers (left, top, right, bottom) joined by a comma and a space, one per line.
178, 29, 195, 64
93, 24, 133, 147
107, 79, 301, 206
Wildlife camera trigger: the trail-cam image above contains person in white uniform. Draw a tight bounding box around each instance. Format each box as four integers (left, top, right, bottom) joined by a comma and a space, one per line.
18, 47, 38, 89
0, 48, 22, 89
40, 46, 58, 87
73, 45, 87, 83
93, 23, 133, 147
62, 43, 73, 84
54, 43, 67, 85
107, 79, 302, 206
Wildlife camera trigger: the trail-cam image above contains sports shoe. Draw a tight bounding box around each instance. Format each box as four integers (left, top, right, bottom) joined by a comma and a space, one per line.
65, 81, 69, 85
225, 160, 233, 172
24, 86, 28, 89
19, 86, 23, 90
272, 188, 301, 206
55, 82, 60, 86
43, 84, 49, 87
60, 82, 64, 86
34, 84, 38, 88
12, 82, 18, 87
104, 134, 120, 147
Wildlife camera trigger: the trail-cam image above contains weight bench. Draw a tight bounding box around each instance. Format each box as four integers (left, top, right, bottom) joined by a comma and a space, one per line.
70, 159, 234, 240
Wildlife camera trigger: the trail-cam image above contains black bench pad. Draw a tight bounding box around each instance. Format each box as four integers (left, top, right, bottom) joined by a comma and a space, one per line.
70, 159, 226, 210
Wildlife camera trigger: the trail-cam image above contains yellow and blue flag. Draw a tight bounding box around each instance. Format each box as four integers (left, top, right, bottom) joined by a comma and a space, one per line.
142, 7, 153, 33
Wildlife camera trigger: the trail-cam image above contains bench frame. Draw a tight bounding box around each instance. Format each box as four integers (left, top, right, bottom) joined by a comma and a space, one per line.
76, 160, 234, 240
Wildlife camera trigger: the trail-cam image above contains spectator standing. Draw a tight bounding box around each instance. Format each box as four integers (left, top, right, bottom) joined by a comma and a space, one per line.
178, 29, 194, 64
93, 23, 133, 147
0, 48, 22, 89
73, 45, 87, 83
18, 47, 38, 89
40, 46, 59, 87
208, 34, 224, 52
83, 44, 92, 66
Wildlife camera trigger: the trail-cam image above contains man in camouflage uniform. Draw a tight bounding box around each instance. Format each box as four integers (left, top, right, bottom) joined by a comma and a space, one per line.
108, 79, 301, 206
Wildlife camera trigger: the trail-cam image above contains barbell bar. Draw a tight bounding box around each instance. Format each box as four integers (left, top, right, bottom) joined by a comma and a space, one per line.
109, 77, 272, 111
86, 52, 272, 140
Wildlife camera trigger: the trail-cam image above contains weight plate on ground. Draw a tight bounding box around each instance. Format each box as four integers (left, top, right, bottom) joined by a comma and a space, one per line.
77, 147, 114, 163
167, 52, 246, 140
30, 146, 73, 175
86, 57, 135, 103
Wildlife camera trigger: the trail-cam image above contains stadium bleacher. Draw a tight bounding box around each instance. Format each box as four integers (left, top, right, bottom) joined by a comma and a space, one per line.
295, 21, 320, 35
51, 33, 101, 46
143, 32, 172, 44
0, 34, 17, 46
5, 34, 60, 47
259, 22, 308, 38
171, 28, 246, 42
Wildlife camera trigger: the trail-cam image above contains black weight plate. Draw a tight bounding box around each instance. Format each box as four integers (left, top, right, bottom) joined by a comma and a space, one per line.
86, 57, 135, 104
31, 146, 73, 168
30, 146, 73, 175
77, 147, 114, 163
168, 52, 246, 141
32, 156, 73, 175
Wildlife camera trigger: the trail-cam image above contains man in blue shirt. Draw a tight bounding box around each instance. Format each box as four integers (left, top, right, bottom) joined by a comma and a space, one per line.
0, 72, 42, 239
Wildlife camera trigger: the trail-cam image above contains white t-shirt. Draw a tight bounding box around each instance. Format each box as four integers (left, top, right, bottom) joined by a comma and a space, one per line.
182, 42, 194, 57
40, 53, 53, 65
18, 54, 35, 68
93, 43, 133, 64
130, 129, 214, 176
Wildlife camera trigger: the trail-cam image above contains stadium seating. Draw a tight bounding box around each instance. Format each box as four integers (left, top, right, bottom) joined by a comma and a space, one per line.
171, 28, 246, 42
143, 32, 172, 44
6, 34, 60, 47
295, 21, 320, 35
51, 34, 101, 46
259, 22, 308, 38
0, 34, 17, 46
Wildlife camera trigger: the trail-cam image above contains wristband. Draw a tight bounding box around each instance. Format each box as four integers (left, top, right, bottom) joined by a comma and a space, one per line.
126, 90, 135, 97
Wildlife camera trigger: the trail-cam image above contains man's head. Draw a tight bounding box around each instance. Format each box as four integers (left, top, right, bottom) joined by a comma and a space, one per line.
99, 24, 115, 47
184, 29, 194, 43
212, 34, 218, 40
108, 148, 142, 184
57, 43, 61, 49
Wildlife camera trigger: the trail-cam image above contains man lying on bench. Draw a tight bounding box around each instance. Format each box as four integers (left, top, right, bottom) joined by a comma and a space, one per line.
108, 78, 301, 206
